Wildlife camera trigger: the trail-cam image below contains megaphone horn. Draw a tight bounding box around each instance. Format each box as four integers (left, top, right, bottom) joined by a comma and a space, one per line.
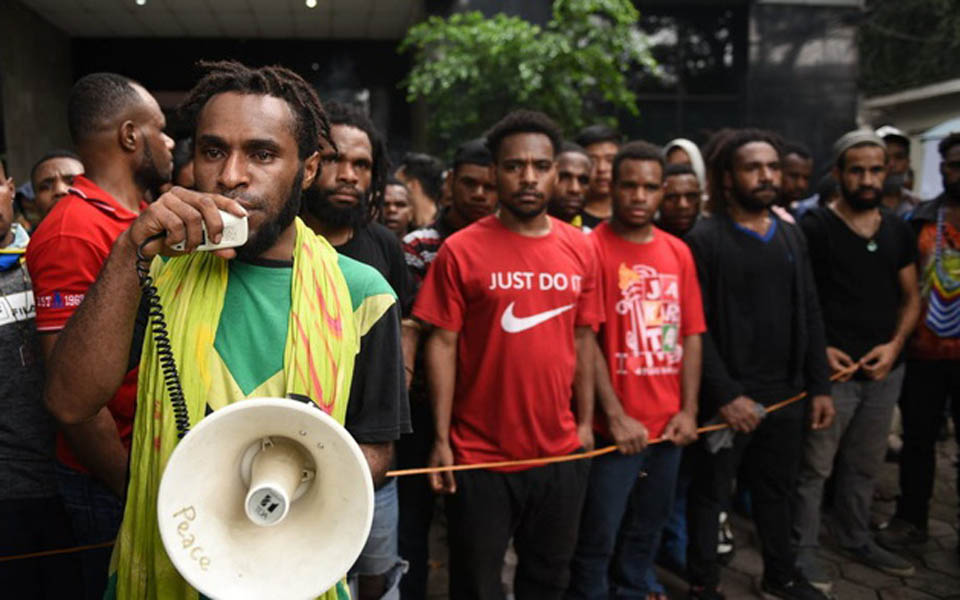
157, 397, 374, 600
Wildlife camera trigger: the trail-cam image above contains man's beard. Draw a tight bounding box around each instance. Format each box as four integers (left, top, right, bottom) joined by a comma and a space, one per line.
135, 142, 171, 199
235, 167, 304, 261
841, 184, 883, 211
732, 182, 779, 212
503, 192, 547, 221
302, 184, 368, 230
549, 195, 583, 221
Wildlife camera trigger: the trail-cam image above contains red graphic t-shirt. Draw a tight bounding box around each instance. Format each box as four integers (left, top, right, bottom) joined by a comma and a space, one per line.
413, 216, 604, 469
591, 223, 706, 439
26, 176, 141, 472
909, 219, 960, 360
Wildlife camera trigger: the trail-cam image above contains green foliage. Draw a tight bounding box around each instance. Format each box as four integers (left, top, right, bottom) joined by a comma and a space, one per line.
398, 0, 659, 154
859, 0, 960, 96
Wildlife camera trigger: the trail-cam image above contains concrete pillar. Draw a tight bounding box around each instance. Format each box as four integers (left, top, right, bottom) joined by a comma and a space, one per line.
0, 0, 73, 183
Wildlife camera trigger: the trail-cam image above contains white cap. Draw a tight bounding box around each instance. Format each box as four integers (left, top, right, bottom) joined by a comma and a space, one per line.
875, 125, 909, 145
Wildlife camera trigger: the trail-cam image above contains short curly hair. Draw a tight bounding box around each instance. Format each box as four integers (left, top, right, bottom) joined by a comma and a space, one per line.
68, 73, 143, 145
939, 132, 960, 158
612, 140, 664, 184
178, 60, 332, 161
484, 110, 562, 161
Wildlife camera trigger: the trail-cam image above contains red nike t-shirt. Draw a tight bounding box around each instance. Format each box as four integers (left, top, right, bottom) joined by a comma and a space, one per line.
413, 215, 603, 469
591, 223, 706, 439
26, 176, 141, 473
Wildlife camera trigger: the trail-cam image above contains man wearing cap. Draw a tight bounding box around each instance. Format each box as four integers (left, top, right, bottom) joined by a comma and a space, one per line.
792, 130, 920, 590
876, 126, 911, 185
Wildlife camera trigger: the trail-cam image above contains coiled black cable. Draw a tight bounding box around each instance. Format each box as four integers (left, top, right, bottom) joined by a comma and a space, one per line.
136, 234, 191, 440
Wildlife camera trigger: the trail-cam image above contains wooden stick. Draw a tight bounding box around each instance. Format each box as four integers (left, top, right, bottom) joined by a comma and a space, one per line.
0, 540, 115, 563
386, 363, 859, 478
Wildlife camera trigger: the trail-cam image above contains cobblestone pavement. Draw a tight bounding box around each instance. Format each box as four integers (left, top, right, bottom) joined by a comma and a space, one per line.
424, 436, 959, 598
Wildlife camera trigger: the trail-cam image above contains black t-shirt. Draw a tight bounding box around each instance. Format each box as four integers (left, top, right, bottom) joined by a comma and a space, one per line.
337, 222, 414, 317
726, 220, 797, 400
579, 210, 606, 232
800, 206, 917, 363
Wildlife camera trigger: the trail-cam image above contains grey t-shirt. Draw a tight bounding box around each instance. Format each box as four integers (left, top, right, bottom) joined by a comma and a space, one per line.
0, 260, 57, 499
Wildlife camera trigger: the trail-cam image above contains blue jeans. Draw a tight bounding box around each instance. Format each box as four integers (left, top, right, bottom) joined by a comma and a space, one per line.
567, 442, 682, 599
55, 463, 123, 600
348, 479, 408, 599
654, 453, 692, 575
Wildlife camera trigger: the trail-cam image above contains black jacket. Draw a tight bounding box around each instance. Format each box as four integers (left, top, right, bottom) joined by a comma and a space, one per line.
684, 212, 832, 422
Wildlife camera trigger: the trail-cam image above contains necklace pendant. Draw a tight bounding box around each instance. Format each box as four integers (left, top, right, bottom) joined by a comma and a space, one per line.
867, 240, 878, 252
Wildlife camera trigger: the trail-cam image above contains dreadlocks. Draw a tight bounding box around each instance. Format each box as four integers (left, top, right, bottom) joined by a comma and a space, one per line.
322, 100, 391, 223
706, 128, 783, 215
179, 60, 332, 160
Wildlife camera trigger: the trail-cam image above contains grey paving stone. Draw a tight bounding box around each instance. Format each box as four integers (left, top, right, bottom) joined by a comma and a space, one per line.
923, 550, 960, 577
935, 535, 958, 551
903, 572, 960, 597
727, 544, 765, 578
930, 510, 957, 529
841, 561, 902, 589
717, 568, 755, 599
830, 579, 879, 600
929, 519, 956, 538
820, 545, 848, 567
878, 587, 939, 600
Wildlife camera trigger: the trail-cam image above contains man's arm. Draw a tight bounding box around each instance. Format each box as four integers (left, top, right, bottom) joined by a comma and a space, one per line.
860, 263, 920, 381
40, 333, 129, 498
684, 230, 753, 429
662, 334, 701, 446
590, 334, 648, 454
341, 278, 409, 489
43, 234, 143, 424
425, 326, 457, 494
400, 319, 420, 390
572, 325, 596, 451
796, 231, 835, 430
45, 188, 246, 424
360, 442, 394, 488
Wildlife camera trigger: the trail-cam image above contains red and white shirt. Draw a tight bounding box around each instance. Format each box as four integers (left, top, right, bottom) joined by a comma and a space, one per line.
591, 223, 706, 439
26, 176, 142, 472
413, 216, 603, 469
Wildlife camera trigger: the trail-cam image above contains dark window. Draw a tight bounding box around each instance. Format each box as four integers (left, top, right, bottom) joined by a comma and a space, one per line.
619, 3, 748, 146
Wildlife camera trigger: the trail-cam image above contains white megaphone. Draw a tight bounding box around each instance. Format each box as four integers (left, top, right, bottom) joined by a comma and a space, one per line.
157, 397, 374, 600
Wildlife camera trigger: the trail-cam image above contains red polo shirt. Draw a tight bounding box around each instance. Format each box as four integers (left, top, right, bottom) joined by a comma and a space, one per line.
26, 175, 141, 473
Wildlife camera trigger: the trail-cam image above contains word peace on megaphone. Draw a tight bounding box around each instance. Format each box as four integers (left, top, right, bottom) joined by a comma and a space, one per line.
157, 397, 374, 600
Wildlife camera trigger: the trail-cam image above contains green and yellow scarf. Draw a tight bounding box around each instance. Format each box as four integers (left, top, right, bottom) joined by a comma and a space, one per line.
107, 218, 358, 600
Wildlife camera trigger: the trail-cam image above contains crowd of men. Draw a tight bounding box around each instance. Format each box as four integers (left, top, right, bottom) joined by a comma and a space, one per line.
1, 59, 959, 600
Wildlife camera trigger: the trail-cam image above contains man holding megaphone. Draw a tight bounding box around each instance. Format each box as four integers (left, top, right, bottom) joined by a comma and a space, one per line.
44, 61, 407, 600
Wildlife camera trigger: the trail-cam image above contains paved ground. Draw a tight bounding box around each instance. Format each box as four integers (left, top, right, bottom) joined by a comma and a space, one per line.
423, 434, 959, 599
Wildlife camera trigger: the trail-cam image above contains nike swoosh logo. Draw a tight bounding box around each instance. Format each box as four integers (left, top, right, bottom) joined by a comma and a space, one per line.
500, 301, 576, 333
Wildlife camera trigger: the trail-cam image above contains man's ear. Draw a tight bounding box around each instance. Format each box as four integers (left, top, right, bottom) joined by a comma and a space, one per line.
119, 121, 138, 153
302, 150, 320, 189
407, 177, 422, 196
442, 171, 453, 199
